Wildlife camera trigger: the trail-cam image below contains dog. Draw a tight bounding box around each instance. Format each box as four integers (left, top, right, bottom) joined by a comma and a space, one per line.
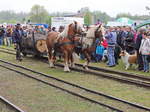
120, 50, 137, 70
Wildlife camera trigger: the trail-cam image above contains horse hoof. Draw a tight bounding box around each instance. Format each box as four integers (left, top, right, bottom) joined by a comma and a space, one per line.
49, 62, 55, 68
64, 69, 70, 72
49, 64, 55, 68
83, 66, 89, 70
64, 67, 70, 72
49, 66, 55, 68
71, 64, 75, 68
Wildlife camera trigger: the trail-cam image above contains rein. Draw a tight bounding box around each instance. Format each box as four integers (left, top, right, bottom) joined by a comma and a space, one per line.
59, 41, 74, 46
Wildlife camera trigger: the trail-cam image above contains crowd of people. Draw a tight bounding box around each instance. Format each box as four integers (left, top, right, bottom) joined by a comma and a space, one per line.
0, 24, 49, 60
90, 26, 150, 73
0, 25, 13, 46
0, 23, 150, 72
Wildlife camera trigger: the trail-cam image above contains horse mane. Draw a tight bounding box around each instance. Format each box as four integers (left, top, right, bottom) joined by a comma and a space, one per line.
86, 25, 105, 39
59, 24, 70, 38
86, 25, 98, 38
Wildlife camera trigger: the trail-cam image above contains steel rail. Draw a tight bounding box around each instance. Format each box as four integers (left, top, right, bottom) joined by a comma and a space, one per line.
0, 96, 25, 112
0, 63, 123, 112
0, 59, 150, 111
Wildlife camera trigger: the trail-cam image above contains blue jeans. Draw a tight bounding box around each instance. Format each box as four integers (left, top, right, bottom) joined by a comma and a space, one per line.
142, 55, 149, 72
0, 37, 4, 45
107, 46, 115, 66
95, 54, 103, 62
6, 37, 12, 46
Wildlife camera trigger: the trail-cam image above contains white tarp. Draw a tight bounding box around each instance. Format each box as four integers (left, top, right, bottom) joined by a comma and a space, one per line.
51, 17, 84, 31
107, 21, 132, 27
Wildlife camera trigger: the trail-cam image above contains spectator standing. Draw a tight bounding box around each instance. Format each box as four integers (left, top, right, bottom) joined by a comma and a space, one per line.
6, 26, 13, 46
105, 27, 117, 67
124, 27, 135, 54
0, 26, 5, 45
12, 23, 23, 61
139, 32, 150, 72
119, 26, 128, 50
135, 29, 145, 71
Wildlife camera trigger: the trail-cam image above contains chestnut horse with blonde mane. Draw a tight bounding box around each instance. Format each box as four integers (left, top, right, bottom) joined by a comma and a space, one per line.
46, 21, 84, 72
81, 24, 105, 70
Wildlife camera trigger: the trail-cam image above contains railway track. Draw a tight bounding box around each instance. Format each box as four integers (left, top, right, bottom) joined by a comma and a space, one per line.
0, 95, 25, 112
0, 47, 150, 89
0, 59, 150, 112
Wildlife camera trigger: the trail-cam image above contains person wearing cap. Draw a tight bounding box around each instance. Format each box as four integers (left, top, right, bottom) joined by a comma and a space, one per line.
12, 23, 23, 61
105, 27, 117, 67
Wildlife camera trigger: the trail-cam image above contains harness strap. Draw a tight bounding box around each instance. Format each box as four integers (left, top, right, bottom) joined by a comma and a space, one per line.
59, 41, 74, 46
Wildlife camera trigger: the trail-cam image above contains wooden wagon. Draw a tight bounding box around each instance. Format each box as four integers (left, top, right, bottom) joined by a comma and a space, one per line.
21, 31, 47, 57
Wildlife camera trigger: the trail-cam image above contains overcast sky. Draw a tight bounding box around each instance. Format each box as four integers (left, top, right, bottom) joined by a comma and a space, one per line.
0, 0, 150, 17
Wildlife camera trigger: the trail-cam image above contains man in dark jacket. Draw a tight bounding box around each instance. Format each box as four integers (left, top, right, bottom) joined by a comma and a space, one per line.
135, 29, 145, 71
117, 26, 127, 50
124, 27, 135, 54
12, 23, 23, 61
0, 26, 5, 45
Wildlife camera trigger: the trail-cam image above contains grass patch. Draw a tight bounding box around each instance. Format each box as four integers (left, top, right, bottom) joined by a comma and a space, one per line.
0, 48, 150, 108
0, 67, 111, 112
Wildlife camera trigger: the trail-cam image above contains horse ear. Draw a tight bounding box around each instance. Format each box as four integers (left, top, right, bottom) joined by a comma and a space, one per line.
98, 24, 102, 28
69, 23, 73, 27
74, 21, 77, 25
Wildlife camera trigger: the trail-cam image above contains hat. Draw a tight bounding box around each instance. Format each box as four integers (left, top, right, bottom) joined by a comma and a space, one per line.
16, 23, 21, 26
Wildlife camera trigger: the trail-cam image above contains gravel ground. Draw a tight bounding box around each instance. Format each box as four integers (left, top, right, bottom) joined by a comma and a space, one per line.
0, 101, 18, 112
0, 51, 150, 112
0, 67, 112, 112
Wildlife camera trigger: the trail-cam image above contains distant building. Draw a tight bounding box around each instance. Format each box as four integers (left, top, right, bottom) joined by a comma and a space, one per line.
51, 17, 84, 31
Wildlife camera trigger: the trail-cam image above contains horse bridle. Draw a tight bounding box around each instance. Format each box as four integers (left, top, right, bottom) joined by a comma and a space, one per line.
74, 22, 78, 34
68, 22, 80, 42
95, 24, 102, 37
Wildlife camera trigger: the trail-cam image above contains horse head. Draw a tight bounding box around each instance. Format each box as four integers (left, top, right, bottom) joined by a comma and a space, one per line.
67, 21, 84, 39
95, 24, 105, 40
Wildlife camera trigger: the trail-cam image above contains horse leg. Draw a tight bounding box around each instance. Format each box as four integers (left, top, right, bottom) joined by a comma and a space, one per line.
64, 51, 70, 72
70, 53, 75, 67
47, 49, 55, 68
83, 51, 90, 70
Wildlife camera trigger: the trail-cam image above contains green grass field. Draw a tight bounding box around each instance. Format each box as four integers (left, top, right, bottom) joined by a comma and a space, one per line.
0, 46, 150, 111
0, 45, 149, 77
0, 67, 111, 112
0, 50, 150, 109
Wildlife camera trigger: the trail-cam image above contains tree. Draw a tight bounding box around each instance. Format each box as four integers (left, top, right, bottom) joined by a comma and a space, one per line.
92, 11, 112, 24
29, 5, 49, 23
116, 13, 132, 19
0, 10, 28, 23
45, 16, 52, 25
84, 11, 92, 25
116, 13, 150, 20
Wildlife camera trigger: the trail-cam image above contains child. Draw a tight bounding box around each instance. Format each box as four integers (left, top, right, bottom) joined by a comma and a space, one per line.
95, 42, 104, 62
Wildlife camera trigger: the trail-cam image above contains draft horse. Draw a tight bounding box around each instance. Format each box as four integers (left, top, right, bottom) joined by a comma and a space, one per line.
81, 24, 105, 70
46, 21, 84, 72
